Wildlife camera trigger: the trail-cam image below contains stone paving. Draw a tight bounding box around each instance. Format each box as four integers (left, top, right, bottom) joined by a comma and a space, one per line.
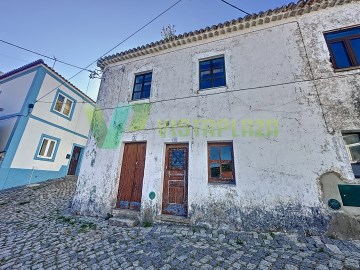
1, 178, 360, 269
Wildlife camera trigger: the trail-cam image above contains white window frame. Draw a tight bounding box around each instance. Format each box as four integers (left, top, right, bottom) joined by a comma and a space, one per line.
37, 137, 58, 159
54, 93, 74, 117
343, 134, 360, 163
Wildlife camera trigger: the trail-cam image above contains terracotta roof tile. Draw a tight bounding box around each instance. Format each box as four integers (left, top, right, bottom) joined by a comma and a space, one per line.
97, 0, 358, 69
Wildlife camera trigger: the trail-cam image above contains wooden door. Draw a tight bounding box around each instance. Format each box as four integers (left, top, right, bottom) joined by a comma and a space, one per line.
162, 144, 188, 216
117, 142, 146, 210
67, 146, 82, 175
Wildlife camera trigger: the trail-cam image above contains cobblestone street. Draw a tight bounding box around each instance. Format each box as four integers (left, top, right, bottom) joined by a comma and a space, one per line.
0, 178, 359, 269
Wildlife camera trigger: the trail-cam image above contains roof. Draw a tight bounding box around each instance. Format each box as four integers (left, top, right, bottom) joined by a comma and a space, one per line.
0, 59, 96, 104
98, 0, 357, 69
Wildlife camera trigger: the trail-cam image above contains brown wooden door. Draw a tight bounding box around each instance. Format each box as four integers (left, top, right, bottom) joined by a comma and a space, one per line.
67, 146, 82, 175
117, 142, 146, 210
162, 144, 188, 216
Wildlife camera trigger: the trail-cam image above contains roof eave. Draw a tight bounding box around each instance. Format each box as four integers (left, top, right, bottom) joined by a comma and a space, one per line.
97, 0, 356, 69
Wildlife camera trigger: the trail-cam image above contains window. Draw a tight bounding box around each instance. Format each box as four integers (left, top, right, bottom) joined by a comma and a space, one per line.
325, 26, 360, 70
34, 134, 60, 162
199, 57, 226, 90
51, 90, 76, 120
343, 133, 360, 178
208, 142, 235, 184
132, 72, 152, 100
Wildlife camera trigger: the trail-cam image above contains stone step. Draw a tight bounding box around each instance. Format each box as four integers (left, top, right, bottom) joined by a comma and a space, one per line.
156, 214, 191, 225
109, 217, 139, 227
65, 175, 78, 181
111, 208, 140, 220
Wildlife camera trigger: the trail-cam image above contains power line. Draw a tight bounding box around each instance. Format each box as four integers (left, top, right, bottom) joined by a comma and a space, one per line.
0, 39, 93, 72
219, 0, 251, 16
33, 69, 360, 111
35, 0, 184, 103
86, 70, 360, 112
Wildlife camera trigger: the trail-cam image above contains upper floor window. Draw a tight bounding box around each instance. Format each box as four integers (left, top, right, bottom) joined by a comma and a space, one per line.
51, 90, 76, 120
34, 134, 60, 162
199, 57, 226, 90
208, 142, 235, 184
132, 72, 152, 100
325, 26, 360, 70
343, 133, 360, 178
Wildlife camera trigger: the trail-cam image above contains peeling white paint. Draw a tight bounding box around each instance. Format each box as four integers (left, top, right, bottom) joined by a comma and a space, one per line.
72, 2, 360, 232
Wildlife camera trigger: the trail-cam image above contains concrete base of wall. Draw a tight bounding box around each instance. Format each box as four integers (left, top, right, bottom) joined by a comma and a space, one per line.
327, 213, 360, 240
0, 165, 68, 190
188, 203, 330, 234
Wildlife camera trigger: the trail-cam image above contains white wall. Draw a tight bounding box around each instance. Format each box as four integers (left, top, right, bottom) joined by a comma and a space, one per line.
0, 70, 36, 117
0, 70, 36, 152
11, 117, 88, 170
32, 72, 94, 136
73, 2, 360, 231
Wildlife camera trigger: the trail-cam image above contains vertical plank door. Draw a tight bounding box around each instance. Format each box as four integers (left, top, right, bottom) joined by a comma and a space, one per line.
117, 142, 146, 210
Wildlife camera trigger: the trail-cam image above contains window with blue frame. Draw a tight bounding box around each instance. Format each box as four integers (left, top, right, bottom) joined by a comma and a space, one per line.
132, 72, 152, 100
34, 134, 60, 162
324, 26, 360, 69
51, 90, 76, 120
199, 57, 226, 90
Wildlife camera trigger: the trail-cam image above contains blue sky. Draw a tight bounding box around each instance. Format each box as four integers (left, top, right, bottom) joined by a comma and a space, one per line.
0, 0, 291, 101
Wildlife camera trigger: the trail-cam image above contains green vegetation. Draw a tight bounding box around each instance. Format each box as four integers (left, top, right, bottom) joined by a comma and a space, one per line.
235, 238, 244, 245
142, 221, 152, 228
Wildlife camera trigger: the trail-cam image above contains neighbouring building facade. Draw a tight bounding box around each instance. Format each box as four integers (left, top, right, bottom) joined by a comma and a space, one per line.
0, 60, 95, 190
73, 0, 360, 233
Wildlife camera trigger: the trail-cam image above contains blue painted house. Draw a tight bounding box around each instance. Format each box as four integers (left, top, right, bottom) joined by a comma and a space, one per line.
0, 60, 95, 190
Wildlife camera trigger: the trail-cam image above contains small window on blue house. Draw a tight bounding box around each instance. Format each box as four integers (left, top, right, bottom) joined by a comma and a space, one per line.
325, 26, 360, 70
343, 132, 360, 178
36, 136, 59, 160
132, 72, 152, 100
199, 57, 226, 90
51, 90, 76, 121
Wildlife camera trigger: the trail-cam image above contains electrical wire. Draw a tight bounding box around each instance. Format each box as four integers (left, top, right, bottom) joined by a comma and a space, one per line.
31, 67, 360, 127
35, 0, 184, 103
0, 39, 93, 72
219, 0, 251, 15
70, 70, 359, 112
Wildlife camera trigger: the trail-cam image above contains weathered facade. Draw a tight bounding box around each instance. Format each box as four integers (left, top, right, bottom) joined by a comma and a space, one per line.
72, 0, 360, 233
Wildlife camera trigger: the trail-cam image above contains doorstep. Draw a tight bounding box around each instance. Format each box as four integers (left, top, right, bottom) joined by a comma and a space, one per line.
156, 214, 191, 225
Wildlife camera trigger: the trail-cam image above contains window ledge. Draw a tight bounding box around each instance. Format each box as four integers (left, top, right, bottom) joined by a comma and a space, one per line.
128, 98, 150, 104
197, 85, 228, 95
208, 181, 236, 186
334, 66, 360, 73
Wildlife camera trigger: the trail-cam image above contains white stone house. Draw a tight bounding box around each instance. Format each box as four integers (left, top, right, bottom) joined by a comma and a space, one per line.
72, 0, 360, 232
0, 60, 95, 190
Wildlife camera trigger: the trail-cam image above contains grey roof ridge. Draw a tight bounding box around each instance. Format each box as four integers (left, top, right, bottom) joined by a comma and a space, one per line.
97, 0, 357, 69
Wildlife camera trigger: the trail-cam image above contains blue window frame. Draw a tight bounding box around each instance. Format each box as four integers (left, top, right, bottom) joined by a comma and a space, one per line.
132, 72, 152, 100
50, 89, 76, 120
199, 57, 226, 90
34, 134, 60, 162
325, 26, 360, 69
